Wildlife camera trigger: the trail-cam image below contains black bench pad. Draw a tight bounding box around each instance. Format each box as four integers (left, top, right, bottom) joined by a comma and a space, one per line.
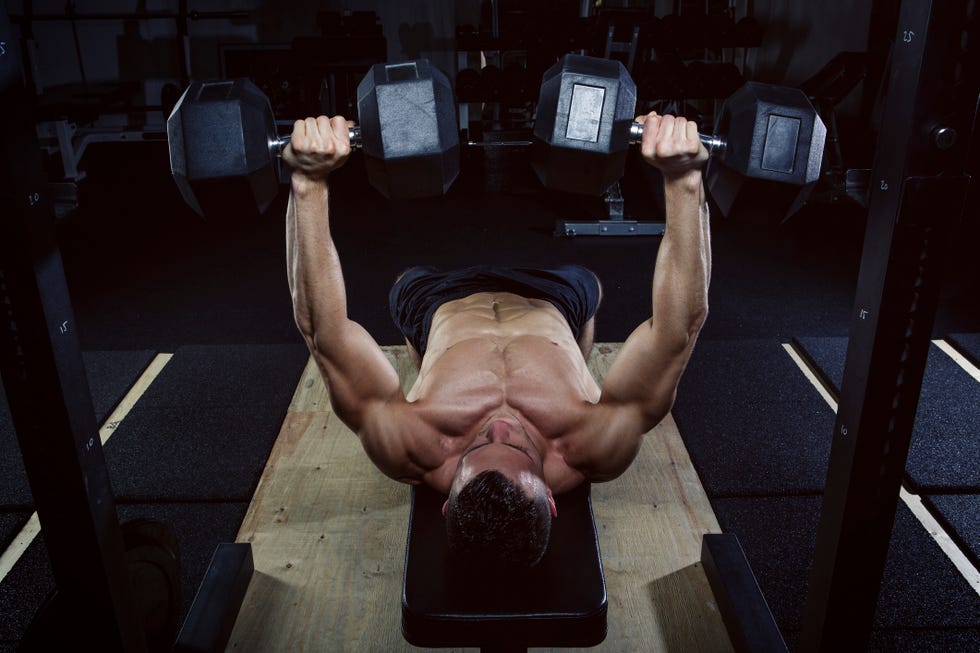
402, 482, 607, 648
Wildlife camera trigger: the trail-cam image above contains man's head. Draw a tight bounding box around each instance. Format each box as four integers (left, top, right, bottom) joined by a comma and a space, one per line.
442, 416, 557, 569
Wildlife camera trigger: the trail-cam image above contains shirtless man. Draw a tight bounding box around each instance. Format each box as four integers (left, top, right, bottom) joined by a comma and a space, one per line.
284, 112, 710, 569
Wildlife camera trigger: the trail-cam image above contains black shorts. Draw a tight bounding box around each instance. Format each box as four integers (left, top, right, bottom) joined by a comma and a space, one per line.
389, 265, 601, 357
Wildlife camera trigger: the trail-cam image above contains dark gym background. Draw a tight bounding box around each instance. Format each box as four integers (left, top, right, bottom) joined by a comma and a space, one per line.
1, 1, 978, 651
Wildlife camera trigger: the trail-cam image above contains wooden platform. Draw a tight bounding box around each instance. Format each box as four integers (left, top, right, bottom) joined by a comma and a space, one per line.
227, 344, 732, 651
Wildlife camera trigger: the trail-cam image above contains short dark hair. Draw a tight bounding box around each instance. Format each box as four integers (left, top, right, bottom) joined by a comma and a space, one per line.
445, 470, 552, 569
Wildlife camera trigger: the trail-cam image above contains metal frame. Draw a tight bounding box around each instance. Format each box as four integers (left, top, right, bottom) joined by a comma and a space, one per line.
701, 535, 787, 653
696, 1, 973, 649
555, 181, 666, 237
800, 1, 974, 649
32, 120, 167, 218
174, 543, 254, 652
36, 120, 167, 182
1, 10, 147, 649
2, 7, 252, 650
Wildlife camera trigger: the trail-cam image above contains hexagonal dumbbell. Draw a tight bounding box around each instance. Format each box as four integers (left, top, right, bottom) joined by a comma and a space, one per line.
167, 60, 459, 218
531, 53, 825, 222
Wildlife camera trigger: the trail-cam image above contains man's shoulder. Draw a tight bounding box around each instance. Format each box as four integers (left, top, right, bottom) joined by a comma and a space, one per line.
356, 400, 448, 479
554, 401, 651, 483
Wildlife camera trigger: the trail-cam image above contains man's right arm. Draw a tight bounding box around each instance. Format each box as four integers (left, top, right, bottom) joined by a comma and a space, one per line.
284, 117, 420, 481
565, 114, 711, 482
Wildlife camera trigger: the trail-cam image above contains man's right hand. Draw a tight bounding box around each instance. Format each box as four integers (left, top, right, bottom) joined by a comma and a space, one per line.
635, 112, 708, 182
282, 116, 352, 184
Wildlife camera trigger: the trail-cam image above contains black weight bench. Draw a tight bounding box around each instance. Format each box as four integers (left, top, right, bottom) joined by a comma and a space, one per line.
402, 482, 607, 651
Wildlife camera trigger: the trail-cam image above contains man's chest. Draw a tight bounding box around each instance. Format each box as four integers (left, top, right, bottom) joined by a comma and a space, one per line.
408, 337, 600, 420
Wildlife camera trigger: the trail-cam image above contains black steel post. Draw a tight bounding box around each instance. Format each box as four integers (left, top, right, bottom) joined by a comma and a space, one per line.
801, 1, 974, 650
701, 534, 787, 653
0, 8, 147, 652
177, 0, 190, 87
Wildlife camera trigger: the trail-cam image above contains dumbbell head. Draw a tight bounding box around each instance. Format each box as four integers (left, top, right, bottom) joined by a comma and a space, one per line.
167, 78, 280, 218
356, 60, 460, 199
531, 54, 636, 196
706, 82, 826, 223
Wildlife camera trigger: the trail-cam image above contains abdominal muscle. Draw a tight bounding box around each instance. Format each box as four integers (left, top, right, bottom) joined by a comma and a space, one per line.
406, 292, 600, 493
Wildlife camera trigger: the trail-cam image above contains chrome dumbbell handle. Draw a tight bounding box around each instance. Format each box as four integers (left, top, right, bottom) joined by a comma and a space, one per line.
270, 125, 363, 153
628, 122, 726, 156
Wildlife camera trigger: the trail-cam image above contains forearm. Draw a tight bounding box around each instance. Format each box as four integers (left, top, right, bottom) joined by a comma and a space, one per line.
287, 175, 350, 350
650, 170, 711, 341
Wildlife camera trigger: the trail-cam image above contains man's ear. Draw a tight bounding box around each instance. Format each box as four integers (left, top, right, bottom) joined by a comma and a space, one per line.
442, 499, 449, 517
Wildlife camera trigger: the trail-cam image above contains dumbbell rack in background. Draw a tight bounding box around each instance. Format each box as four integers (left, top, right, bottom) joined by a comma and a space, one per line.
453, 1, 764, 236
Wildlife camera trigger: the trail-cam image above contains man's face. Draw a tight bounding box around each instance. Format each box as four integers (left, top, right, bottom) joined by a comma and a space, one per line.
443, 415, 557, 517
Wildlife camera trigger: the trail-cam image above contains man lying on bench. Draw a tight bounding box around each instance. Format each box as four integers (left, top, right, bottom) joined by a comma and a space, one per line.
283, 111, 710, 570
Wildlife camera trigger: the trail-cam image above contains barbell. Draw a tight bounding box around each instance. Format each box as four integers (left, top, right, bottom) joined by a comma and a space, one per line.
167, 54, 825, 222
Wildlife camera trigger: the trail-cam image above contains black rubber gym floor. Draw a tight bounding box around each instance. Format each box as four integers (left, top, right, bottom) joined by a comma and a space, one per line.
714, 496, 980, 652
792, 335, 980, 577
104, 344, 308, 501
672, 339, 836, 496
0, 345, 307, 645
950, 333, 980, 368
1, 141, 978, 650
676, 334, 980, 649
793, 337, 979, 492
0, 503, 249, 647
0, 350, 156, 543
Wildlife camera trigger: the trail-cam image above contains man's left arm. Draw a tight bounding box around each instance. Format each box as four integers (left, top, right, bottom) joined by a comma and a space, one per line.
566, 114, 711, 482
